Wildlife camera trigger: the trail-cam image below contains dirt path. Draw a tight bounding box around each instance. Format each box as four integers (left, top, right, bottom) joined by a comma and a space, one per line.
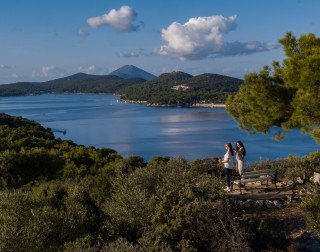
229, 181, 308, 250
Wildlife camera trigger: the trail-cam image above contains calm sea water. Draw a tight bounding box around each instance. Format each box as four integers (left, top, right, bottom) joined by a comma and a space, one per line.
0, 94, 318, 163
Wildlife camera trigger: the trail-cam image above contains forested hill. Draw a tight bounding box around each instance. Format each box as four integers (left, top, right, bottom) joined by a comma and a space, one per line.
0, 73, 146, 97
116, 71, 243, 106
0, 70, 242, 106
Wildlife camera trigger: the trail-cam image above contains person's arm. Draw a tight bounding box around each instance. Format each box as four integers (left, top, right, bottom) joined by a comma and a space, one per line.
219, 153, 230, 164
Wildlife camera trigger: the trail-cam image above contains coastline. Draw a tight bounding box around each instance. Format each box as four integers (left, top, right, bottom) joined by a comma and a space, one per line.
1, 92, 226, 108
117, 96, 226, 108
191, 103, 226, 108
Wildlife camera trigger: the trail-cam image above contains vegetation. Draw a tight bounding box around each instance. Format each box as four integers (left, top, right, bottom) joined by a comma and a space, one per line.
1, 32, 320, 249
0, 113, 251, 251
226, 32, 320, 143
0, 73, 145, 96
0, 70, 242, 108
302, 187, 320, 231
0, 111, 319, 250
117, 71, 243, 106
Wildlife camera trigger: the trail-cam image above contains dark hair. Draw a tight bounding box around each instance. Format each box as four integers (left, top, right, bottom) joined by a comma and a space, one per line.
226, 143, 234, 156
236, 140, 246, 156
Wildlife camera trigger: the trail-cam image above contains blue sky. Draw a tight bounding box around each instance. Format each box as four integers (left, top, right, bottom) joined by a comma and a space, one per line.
0, 0, 319, 83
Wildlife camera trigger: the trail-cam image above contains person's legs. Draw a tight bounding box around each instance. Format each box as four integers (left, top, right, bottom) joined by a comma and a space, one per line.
238, 160, 244, 175
225, 168, 232, 190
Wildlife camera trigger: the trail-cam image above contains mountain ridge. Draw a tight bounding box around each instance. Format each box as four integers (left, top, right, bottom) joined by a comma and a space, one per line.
109, 65, 156, 80
0, 66, 243, 107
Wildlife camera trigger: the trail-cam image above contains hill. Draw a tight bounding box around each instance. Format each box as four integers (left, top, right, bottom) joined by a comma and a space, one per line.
0, 69, 241, 105
117, 71, 243, 106
109, 65, 156, 80
0, 112, 319, 251
0, 73, 145, 96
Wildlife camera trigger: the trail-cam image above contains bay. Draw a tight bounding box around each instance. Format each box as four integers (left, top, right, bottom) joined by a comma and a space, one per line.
0, 93, 318, 163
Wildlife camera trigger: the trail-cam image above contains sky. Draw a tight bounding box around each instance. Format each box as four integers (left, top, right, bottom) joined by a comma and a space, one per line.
0, 0, 319, 84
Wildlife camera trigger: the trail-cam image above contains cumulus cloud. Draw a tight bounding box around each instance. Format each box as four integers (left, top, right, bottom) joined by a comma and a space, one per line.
42, 66, 67, 77
87, 5, 142, 32
32, 66, 67, 79
78, 65, 107, 74
159, 15, 278, 60
0, 64, 11, 69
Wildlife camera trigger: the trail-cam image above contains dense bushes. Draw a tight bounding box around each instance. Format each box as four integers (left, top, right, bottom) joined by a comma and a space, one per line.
302, 186, 320, 231
0, 181, 102, 251
250, 150, 320, 181
1, 113, 319, 251
0, 157, 249, 251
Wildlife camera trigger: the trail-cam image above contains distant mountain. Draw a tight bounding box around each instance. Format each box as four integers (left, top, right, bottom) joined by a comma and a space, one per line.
117, 72, 243, 106
0, 69, 242, 107
0, 73, 145, 97
110, 65, 156, 80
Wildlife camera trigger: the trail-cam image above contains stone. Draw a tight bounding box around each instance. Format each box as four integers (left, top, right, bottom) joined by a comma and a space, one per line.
310, 172, 320, 186
237, 201, 245, 207
293, 194, 302, 200
296, 176, 304, 184
255, 200, 264, 207
265, 200, 273, 208
287, 180, 294, 186
274, 202, 283, 208
244, 202, 251, 208
244, 199, 252, 208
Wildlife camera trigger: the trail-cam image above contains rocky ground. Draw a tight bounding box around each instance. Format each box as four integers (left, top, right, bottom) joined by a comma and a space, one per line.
229, 181, 320, 251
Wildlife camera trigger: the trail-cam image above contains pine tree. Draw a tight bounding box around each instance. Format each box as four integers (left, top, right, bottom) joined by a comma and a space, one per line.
226, 32, 320, 143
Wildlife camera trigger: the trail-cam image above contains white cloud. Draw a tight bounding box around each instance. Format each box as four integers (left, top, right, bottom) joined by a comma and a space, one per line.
0, 64, 11, 69
159, 15, 277, 60
32, 66, 67, 79
87, 5, 141, 32
77, 26, 89, 37
11, 73, 20, 78
78, 65, 107, 75
42, 66, 67, 77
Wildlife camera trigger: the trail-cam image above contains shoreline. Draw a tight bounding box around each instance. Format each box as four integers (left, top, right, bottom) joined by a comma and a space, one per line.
1, 92, 226, 108
118, 98, 226, 108
191, 103, 226, 108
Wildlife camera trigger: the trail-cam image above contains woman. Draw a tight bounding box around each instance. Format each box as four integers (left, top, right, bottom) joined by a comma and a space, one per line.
219, 143, 234, 192
235, 140, 246, 176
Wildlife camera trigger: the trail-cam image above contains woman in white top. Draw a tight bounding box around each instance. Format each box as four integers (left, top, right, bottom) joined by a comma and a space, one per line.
235, 140, 246, 176
219, 143, 234, 192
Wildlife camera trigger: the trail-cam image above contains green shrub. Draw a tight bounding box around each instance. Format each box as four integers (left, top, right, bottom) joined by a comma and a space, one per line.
64, 235, 96, 252
0, 181, 103, 251
102, 157, 247, 251
143, 198, 248, 251
190, 157, 223, 177
302, 186, 320, 231
250, 151, 320, 182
